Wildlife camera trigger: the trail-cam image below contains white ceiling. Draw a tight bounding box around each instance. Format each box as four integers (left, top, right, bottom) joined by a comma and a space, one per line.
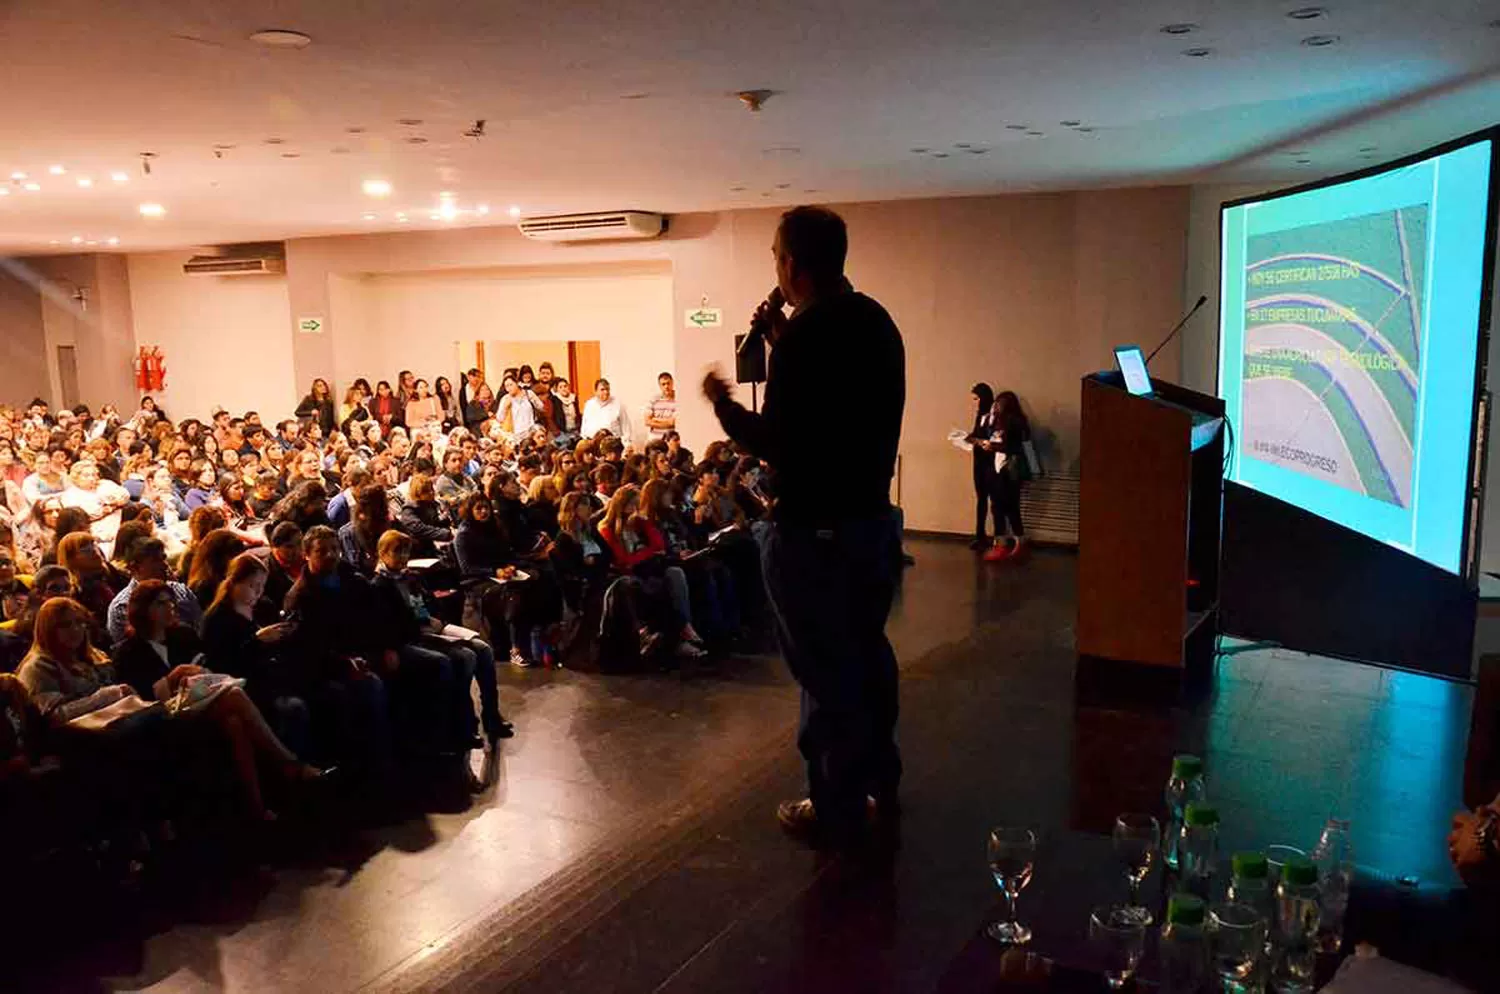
1, 0, 1497, 253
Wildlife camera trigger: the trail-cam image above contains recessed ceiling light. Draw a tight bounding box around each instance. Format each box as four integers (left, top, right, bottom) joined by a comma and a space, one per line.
1358, 145, 1377, 153
729, 185, 747, 192
22, 182, 40, 192
476, 204, 490, 215
1059, 120, 1081, 128
1005, 125, 1029, 131
1026, 131, 1045, 137
212, 143, 236, 151
106, 237, 119, 246
1182, 46, 1214, 57
76, 177, 92, 188
264, 137, 286, 145
110, 171, 129, 183
508, 205, 521, 218
362, 212, 377, 221
1076, 127, 1096, 133
48, 165, 65, 175
1161, 22, 1199, 34
346, 126, 367, 135
429, 212, 442, 221
281, 152, 300, 159
10, 171, 26, 180
403, 136, 429, 145
1301, 34, 1339, 46
396, 213, 409, 222
398, 118, 424, 127
910, 147, 929, 154
85, 240, 97, 246
361, 178, 393, 197
968, 147, 990, 154
70, 236, 82, 245
774, 182, 791, 189
932, 151, 950, 158
804, 188, 820, 193
954, 142, 972, 149
330, 146, 351, 155
1286, 6, 1327, 19
1295, 158, 1312, 165
249, 29, 312, 48
620, 92, 651, 100
139, 202, 166, 217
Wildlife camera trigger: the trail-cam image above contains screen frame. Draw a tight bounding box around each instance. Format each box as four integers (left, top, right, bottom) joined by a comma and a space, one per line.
1215, 125, 1500, 584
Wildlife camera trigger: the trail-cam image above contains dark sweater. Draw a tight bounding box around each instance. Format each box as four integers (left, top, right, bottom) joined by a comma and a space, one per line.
110, 627, 204, 701
283, 563, 380, 676
396, 501, 452, 557
714, 287, 905, 526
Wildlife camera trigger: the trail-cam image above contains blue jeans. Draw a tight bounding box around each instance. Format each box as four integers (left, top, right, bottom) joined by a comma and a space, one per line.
421, 635, 503, 740
758, 510, 903, 834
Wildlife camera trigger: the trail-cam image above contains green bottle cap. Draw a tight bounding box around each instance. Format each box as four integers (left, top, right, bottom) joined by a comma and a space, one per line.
1184, 803, 1219, 827
1171, 754, 1205, 780
1281, 856, 1318, 886
1232, 851, 1268, 879
1166, 893, 1206, 926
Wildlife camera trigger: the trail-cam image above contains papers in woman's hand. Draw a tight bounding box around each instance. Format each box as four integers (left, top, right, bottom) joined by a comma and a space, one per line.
947, 428, 973, 452
434, 623, 481, 642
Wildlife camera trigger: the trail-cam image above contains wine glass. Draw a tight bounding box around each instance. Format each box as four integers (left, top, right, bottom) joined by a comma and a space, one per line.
1112, 813, 1161, 925
1089, 905, 1147, 989
1209, 903, 1268, 993
986, 826, 1037, 945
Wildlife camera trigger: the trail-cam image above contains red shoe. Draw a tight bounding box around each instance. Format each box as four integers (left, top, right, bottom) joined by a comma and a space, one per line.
983, 543, 1013, 563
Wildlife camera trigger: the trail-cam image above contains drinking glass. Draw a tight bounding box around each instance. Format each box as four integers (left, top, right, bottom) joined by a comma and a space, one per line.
1209, 902, 1268, 993
1112, 813, 1160, 925
986, 826, 1037, 945
1265, 844, 1305, 883
1089, 905, 1147, 989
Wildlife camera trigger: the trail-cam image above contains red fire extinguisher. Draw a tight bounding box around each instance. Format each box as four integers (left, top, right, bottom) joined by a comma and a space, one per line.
134, 346, 150, 390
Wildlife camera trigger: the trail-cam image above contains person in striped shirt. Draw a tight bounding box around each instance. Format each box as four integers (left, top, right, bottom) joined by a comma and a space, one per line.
643, 372, 677, 441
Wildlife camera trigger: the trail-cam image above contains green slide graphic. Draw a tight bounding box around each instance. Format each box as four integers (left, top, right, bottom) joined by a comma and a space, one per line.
1241, 205, 1427, 507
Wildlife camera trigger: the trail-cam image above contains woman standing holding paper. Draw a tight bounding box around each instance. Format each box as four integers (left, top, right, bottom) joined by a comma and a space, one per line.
983, 391, 1031, 563
967, 383, 999, 550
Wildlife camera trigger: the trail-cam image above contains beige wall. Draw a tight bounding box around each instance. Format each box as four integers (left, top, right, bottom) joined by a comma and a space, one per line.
483, 341, 571, 382
0, 263, 48, 406
125, 252, 297, 423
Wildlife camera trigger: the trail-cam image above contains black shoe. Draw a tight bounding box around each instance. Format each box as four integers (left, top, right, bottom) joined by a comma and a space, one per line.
901, 552, 917, 567
469, 735, 486, 750
487, 722, 515, 745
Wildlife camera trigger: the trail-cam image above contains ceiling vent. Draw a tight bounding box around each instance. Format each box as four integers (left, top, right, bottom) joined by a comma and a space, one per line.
518, 211, 664, 242
183, 243, 286, 276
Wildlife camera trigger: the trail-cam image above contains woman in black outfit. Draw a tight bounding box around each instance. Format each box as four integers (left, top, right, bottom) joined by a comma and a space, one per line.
201, 553, 313, 754
967, 383, 998, 550
982, 391, 1031, 563
294, 378, 337, 437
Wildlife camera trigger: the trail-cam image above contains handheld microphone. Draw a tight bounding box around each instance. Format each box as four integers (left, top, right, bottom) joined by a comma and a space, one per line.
737, 287, 786, 355
1144, 294, 1209, 367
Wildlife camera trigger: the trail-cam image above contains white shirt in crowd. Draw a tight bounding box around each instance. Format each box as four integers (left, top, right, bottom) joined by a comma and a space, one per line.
581, 395, 633, 446
496, 389, 542, 437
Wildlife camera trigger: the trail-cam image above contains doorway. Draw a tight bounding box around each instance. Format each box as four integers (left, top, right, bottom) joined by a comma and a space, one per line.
56, 345, 80, 409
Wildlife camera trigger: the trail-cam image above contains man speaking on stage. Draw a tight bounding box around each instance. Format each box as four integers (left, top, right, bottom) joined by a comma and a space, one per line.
702, 205, 906, 846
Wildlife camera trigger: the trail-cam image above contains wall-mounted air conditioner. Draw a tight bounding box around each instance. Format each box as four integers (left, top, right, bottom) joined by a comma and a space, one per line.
183, 243, 286, 276
518, 211, 664, 243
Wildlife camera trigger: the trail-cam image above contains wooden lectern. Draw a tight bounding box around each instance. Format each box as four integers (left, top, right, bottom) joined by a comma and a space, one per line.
1077, 373, 1225, 672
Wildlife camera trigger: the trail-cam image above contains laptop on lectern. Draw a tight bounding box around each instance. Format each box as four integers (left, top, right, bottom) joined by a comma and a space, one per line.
1112, 343, 1223, 450
1113, 345, 1153, 396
